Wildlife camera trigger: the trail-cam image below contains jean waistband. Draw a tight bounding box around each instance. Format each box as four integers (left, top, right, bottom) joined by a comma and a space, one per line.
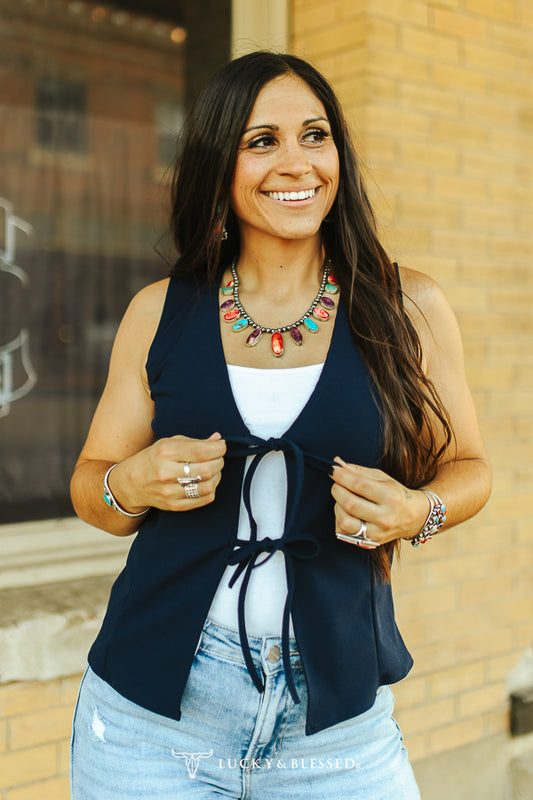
201, 617, 300, 666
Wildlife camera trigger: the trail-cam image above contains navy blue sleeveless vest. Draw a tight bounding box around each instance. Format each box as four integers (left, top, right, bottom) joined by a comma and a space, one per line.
88, 273, 413, 736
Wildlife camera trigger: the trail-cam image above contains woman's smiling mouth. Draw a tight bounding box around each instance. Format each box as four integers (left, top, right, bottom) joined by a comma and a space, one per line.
264, 187, 318, 201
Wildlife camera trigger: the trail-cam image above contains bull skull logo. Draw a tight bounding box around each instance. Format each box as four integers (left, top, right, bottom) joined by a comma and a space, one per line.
171, 749, 214, 779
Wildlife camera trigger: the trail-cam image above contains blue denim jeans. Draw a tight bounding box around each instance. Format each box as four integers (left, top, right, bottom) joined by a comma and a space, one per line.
71, 618, 420, 799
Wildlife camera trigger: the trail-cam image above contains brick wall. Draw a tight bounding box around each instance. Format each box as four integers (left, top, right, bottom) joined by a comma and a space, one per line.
293, 0, 533, 763
0, 674, 81, 800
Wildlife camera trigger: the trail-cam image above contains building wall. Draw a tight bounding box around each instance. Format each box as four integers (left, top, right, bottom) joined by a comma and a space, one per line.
292, 0, 533, 778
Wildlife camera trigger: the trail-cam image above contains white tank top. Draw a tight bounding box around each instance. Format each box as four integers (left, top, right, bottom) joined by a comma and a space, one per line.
207, 363, 323, 636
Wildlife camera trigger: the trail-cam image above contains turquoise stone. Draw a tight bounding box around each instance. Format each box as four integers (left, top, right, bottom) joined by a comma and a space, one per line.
220, 286, 234, 295
232, 319, 248, 331
304, 318, 319, 333
325, 283, 339, 294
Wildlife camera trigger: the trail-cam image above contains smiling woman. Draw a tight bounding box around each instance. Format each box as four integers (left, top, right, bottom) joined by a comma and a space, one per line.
69, 51, 491, 799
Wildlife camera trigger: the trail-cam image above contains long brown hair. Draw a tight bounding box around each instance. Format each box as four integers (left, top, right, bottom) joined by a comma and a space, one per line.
169, 51, 453, 580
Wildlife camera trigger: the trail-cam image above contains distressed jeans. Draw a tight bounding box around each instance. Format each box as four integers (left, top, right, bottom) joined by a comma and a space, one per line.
70, 618, 420, 799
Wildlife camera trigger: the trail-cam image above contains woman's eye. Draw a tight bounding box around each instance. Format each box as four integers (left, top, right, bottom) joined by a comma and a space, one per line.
247, 134, 276, 149
304, 128, 330, 143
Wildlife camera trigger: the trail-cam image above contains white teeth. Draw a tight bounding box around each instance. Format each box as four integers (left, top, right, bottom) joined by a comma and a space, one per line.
266, 188, 317, 201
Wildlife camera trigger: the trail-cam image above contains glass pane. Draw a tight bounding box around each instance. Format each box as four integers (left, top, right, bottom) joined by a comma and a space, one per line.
0, 0, 230, 522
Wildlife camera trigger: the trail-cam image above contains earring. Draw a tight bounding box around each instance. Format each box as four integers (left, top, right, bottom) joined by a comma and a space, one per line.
214, 222, 228, 241
214, 203, 228, 240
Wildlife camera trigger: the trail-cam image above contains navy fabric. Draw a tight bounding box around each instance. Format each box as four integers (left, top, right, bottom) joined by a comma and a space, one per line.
88, 273, 413, 736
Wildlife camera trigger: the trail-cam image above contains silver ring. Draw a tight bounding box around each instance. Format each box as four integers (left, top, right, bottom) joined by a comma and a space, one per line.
184, 482, 201, 499
336, 521, 380, 549
177, 462, 202, 486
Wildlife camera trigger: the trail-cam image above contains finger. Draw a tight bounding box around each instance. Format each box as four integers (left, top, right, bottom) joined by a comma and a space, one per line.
330, 460, 389, 505
167, 434, 227, 462
176, 457, 224, 483
331, 482, 379, 524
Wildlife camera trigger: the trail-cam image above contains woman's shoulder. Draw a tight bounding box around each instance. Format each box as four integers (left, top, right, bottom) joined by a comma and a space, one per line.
397, 265, 462, 358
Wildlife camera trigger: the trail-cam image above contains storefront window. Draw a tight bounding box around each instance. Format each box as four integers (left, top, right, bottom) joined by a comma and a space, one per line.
0, 0, 230, 522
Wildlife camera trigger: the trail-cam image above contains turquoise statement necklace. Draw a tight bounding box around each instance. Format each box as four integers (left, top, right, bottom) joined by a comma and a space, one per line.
220, 258, 339, 358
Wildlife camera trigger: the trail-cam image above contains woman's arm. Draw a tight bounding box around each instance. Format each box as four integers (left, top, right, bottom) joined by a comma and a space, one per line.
331, 267, 492, 546
70, 279, 226, 536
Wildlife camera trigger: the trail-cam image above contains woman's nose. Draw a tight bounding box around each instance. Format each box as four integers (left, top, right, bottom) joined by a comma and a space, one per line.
275, 142, 312, 177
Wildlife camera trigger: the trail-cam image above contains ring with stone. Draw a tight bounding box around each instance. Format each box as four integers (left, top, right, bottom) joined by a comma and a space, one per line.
184, 482, 201, 499
336, 520, 380, 549
177, 462, 202, 486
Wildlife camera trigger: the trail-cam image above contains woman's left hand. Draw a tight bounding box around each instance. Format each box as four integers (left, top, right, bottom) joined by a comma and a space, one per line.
330, 458, 429, 548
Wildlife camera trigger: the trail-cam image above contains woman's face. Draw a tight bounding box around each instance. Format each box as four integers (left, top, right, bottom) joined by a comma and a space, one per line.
230, 74, 339, 247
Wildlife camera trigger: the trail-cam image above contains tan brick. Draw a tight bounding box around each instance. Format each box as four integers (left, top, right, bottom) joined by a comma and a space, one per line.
433, 63, 488, 93
486, 652, 524, 683
489, 596, 533, 628
483, 709, 509, 736
362, 104, 431, 137
464, 41, 526, 74
404, 733, 429, 762
428, 551, 489, 587
293, 2, 339, 35
459, 574, 514, 609
9, 706, 74, 751
59, 675, 83, 706
433, 173, 488, 202
0, 717, 7, 754
57, 737, 71, 776
362, 0, 429, 26
458, 629, 515, 664
445, 285, 488, 312
514, 623, 533, 650
360, 133, 398, 164
401, 27, 460, 62
432, 230, 490, 259
366, 18, 398, 49
0, 745, 57, 788
432, 7, 487, 37
427, 717, 485, 754
300, 19, 366, 58
395, 698, 456, 735
411, 642, 459, 676
0, 682, 61, 718
371, 165, 430, 195
371, 50, 430, 82
465, 365, 513, 390
399, 141, 458, 172
463, 204, 516, 233
428, 662, 485, 700
392, 675, 428, 710
459, 683, 506, 717
7, 777, 70, 800
400, 81, 460, 117
397, 585, 458, 622
464, 0, 516, 23
489, 287, 533, 313
490, 391, 533, 415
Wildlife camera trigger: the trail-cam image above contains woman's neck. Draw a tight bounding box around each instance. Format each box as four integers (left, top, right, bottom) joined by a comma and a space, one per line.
236, 234, 325, 297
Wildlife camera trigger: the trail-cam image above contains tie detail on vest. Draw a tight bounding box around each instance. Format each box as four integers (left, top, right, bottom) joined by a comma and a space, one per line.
225, 435, 330, 703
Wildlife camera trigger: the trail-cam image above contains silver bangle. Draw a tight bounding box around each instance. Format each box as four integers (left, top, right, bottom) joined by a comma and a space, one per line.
408, 489, 447, 547
103, 464, 149, 518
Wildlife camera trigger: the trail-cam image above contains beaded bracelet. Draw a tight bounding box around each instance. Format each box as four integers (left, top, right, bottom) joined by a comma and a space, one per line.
408, 489, 447, 547
103, 464, 149, 518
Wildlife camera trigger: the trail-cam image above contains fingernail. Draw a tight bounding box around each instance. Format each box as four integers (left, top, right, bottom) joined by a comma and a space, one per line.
328, 465, 336, 477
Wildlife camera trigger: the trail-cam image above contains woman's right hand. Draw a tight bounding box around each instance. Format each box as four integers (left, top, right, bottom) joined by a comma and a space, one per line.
108, 432, 227, 513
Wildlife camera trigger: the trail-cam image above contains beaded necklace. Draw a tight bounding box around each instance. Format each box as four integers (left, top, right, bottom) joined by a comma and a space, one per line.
220, 258, 339, 358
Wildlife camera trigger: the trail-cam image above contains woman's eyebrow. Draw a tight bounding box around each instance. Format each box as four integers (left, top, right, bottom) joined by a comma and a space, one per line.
243, 117, 329, 134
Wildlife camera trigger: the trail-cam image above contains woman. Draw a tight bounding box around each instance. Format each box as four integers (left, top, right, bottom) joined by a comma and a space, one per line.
70, 51, 491, 799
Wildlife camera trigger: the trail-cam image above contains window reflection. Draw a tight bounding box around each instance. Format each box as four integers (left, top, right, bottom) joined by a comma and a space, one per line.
0, 0, 229, 522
